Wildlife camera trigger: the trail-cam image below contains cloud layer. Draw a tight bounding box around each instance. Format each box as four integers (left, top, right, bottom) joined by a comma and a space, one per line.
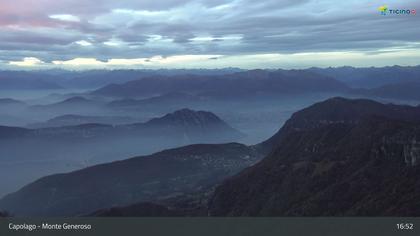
1, 0, 419, 69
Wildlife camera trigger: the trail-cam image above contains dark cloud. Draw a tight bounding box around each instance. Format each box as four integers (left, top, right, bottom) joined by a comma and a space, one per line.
0, 0, 419, 67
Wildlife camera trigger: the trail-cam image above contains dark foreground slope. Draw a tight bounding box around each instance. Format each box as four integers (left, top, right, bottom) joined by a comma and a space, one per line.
89, 203, 183, 217
209, 97, 420, 216
0, 211, 9, 217
0, 143, 262, 216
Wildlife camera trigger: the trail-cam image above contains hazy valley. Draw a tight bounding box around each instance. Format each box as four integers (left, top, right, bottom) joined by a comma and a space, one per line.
1, 66, 420, 217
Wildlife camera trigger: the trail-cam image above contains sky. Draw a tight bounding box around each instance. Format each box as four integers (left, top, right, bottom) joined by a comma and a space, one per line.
0, 0, 419, 70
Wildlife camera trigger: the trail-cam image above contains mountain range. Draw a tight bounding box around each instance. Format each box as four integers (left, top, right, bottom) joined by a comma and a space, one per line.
2, 97, 420, 216
1, 108, 241, 142
0, 69, 243, 90
1, 64, 420, 218
0, 143, 262, 216
92, 70, 349, 98
29, 96, 102, 112
107, 92, 203, 111
309, 65, 420, 88
91, 68, 420, 102
27, 114, 139, 128
2, 66, 420, 97
366, 81, 420, 101
209, 97, 420, 216
0, 109, 243, 198
0, 71, 61, 90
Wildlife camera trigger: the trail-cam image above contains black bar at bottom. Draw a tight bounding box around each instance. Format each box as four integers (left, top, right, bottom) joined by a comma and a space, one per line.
0, 217, 418, 236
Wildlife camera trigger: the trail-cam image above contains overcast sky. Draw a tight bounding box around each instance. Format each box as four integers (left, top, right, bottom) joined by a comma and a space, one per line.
1, 0, 419, 69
